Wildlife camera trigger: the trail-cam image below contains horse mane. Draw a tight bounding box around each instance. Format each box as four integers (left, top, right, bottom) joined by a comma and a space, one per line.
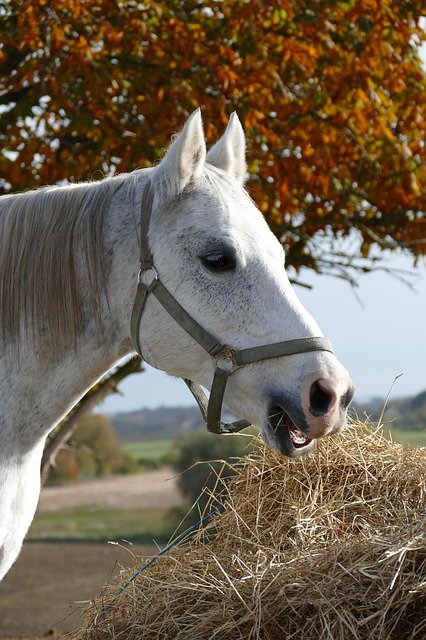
0, 163, 248, 358
0, 175, 128, 355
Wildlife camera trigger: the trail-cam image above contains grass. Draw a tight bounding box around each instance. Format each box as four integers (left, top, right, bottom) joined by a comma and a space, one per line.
121, 431, 425, 466
28, 507, 177, 544
121, 429, 425, 466
386, 427, 426, 447
123, 438, 175, 463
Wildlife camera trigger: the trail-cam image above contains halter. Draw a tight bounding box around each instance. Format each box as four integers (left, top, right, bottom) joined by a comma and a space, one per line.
130, 180, 334, 435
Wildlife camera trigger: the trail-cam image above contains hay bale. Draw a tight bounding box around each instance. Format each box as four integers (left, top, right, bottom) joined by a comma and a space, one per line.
76, 425, 425, 640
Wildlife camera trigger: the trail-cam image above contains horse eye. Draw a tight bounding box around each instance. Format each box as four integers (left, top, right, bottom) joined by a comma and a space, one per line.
200, 251, 236, 272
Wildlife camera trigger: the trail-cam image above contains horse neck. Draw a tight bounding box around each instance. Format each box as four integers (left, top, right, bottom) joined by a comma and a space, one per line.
0, 176, 143, 456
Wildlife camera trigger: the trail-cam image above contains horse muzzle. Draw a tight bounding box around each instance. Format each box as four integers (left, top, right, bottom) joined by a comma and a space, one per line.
265, 377, 354, 458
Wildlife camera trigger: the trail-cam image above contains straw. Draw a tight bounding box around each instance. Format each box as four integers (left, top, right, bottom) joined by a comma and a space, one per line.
74, 423, 425, 640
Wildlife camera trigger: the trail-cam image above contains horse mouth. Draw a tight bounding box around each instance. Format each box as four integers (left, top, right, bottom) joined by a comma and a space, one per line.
266, 404, 316, 458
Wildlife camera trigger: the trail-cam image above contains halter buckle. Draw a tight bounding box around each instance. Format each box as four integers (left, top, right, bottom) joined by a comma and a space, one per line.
138, 266, 158, 290
214, 346, 238, 373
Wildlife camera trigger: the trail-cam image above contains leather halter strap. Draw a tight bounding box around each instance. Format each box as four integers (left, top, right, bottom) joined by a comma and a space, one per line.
130, 180, 334, 435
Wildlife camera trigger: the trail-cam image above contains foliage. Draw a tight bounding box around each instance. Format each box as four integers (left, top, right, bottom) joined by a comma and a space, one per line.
0, 0, 425, 281
48, 413, 134, 483
49, 448, 80, 483
74, 413, 124, 475
171, 430, 255, 517
353, 388, 426, 433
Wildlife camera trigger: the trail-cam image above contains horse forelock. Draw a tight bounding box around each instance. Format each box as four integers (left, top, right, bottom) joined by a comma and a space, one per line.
184, 164, 272, 244
0, 175, 128, 356
202, 163, 250, 205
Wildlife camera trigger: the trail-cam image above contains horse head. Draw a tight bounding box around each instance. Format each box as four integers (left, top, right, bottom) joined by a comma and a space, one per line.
131, 110, 354, 457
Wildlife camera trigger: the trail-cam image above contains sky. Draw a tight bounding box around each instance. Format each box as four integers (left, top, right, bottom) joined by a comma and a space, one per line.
99, 252, 426, 415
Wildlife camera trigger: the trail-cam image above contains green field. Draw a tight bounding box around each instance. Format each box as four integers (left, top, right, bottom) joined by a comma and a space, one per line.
121, 430, 425, 464
386, 428, 426, 447
28, 506, 176, 544
123, 438, 175, 463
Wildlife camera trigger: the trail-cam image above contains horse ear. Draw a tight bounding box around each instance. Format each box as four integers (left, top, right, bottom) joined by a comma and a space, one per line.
153, 109, 206, 198
206, 112, 247, 184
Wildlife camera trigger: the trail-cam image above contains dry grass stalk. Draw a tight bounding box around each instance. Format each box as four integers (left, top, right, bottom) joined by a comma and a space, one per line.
75, 424, 425, 640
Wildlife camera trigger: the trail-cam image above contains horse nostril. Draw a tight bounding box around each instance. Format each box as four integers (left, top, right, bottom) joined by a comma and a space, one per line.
309, 380, 334, 417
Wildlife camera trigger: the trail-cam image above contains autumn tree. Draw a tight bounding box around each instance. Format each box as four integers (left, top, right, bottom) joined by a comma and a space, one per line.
172, 430, 255, 521
0, 0, 425, 282
47, 413, 134, 484
73, 413, 124, 476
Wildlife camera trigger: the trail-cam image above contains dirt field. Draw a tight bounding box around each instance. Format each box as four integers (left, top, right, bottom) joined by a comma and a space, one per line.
37, 468, 182, 512
0, 540, 154, 638
0, 469, 181, 638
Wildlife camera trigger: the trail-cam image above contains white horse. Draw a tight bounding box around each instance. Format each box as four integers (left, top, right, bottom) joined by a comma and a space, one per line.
0, 110, 353, 580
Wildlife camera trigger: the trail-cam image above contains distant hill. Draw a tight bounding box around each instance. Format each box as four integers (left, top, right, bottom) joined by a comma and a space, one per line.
111, 389, 426, 442
111, 406, 203, 441
352, 389, 426, 431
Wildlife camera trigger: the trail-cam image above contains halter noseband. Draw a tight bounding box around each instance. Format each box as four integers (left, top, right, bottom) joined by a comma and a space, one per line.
130, 180, 334, 435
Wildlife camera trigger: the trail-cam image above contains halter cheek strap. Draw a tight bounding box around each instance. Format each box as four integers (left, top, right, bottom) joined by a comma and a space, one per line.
130, 180, 334, 435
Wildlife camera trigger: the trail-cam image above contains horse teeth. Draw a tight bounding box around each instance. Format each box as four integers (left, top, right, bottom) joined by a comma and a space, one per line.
288, 424, 310, 446
290, 431, 307, 444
